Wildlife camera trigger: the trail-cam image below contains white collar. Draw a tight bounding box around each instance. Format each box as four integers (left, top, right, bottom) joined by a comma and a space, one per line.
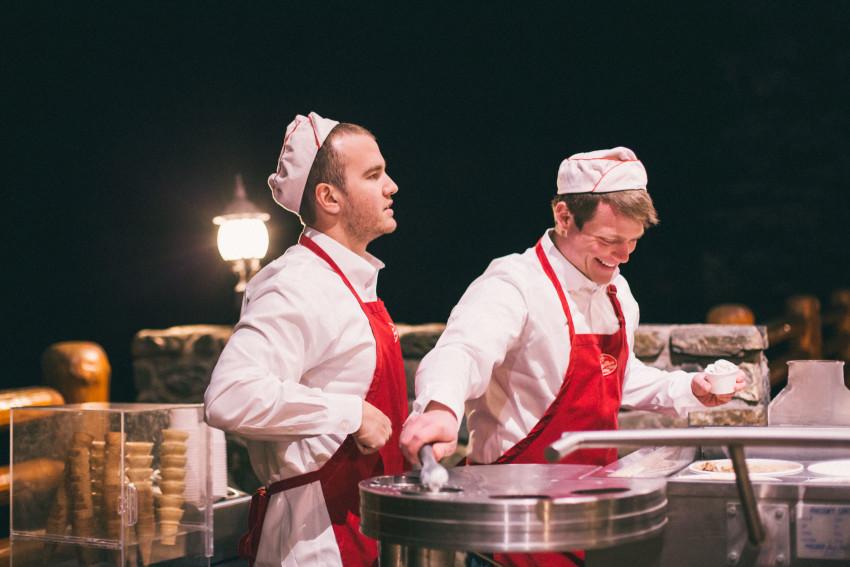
541, 229, 617, 294
302, 227, 384, 288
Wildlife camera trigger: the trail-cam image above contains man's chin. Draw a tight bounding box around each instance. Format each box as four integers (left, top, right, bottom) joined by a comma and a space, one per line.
590, 272, 616, 286
368, 222, 397, 242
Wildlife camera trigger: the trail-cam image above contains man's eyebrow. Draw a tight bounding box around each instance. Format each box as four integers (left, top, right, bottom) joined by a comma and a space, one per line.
364, 163, 384, 176
593, 232, 644, 241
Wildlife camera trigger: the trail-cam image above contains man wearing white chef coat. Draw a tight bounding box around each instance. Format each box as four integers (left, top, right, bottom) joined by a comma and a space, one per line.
205, 111, 408, 567
400, 146, 745, 567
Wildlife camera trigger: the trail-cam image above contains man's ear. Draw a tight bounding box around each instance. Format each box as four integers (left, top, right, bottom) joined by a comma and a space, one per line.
314, 182, 342, 215
553, 200, 572, 232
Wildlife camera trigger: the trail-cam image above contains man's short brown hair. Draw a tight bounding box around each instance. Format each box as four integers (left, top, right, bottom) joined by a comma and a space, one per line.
298, 123, 376, 225
551, 190, 659, 230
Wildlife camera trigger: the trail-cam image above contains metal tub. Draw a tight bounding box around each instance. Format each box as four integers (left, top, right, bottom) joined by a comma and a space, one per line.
360, 463, 668, 566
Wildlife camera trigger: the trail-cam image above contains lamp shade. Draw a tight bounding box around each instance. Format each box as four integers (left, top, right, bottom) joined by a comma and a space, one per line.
216, 218, 269, 261
213, 174, 271, 262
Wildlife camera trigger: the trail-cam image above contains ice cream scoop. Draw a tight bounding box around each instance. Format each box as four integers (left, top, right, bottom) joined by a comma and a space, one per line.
418, 443, 449, 492
706, 359, 738, 375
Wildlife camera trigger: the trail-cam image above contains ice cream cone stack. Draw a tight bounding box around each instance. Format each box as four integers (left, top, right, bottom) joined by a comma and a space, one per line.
45, 464, 70, 535
125, 442, 155, 566
103, 432, 125, 531
156, 430, 188, 546
103, 432, 125, 567
90, 440, 105, 531
68, 432, 94, 538
44, 460, 70, 561
67, 432, 96, 565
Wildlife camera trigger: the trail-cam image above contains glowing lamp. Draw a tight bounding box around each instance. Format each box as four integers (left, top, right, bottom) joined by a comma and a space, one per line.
213, 174, 270, 292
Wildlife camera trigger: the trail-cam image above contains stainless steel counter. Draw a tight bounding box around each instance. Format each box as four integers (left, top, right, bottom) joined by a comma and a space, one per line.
559, 427, 850, 566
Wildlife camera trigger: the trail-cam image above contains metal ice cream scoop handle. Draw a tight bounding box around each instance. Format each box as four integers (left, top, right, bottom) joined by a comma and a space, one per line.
418, 443, 448, 492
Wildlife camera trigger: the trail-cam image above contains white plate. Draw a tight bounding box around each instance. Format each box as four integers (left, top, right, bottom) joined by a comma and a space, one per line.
677, 473, 783, 482
609, 459, 687, 478
808, 459, 850, 477
689, 459, 803, 476
805, 477, 850, 484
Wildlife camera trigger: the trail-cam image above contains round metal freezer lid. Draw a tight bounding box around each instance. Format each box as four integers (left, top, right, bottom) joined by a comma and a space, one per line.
359, 463, 667, 553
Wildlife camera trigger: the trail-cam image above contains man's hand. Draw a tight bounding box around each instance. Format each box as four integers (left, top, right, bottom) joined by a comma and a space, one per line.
353, 400, 392, 455
692, 370, 747, 407
399, 402, 459, 465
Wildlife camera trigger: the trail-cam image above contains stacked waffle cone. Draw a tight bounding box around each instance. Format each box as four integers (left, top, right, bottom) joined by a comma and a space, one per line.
103, 432, 130, 567
157, 430, 188, 545
90, 440, 105, 531
66, 432, 98, 565
44, 432, 105, 564
103, 432, 125, 545
125, 441, 155, 566
68, 432, 95, 540
45, 462, 70, 536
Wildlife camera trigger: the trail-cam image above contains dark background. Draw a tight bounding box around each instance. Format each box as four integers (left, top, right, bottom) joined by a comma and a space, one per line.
5, 3, 850, 402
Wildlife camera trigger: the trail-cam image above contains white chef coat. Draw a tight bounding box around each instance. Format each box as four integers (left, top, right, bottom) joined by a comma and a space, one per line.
204, 227, 385, 567
413, 229, 702, 464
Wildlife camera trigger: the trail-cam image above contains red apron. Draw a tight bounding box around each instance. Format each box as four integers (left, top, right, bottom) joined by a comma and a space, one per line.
238, 234, 409, 567
486, 238, 629, 567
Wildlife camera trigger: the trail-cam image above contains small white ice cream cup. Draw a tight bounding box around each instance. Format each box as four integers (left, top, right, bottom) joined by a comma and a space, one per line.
704, 360, 739, 395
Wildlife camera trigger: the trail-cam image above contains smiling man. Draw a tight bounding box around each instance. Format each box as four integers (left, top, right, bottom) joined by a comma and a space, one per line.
205, 112, 407, 567
400, 147, 744, 567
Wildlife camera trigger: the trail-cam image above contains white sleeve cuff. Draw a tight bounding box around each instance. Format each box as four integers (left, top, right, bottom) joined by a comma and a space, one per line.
327, 393, 364, 435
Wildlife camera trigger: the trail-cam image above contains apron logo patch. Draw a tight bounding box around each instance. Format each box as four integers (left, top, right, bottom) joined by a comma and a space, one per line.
389, 322, 399, 343
600, 353, 617, 376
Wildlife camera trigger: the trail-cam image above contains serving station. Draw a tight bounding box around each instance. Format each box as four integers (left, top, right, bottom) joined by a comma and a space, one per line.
361, 428, 850, 566
361, 360, 850, 566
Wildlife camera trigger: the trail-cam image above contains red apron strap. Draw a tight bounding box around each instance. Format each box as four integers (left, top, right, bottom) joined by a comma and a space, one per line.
300, 234, 366, 305
535, 239, 576, 337
237, 466, 331, 563
237, 487, 269, 566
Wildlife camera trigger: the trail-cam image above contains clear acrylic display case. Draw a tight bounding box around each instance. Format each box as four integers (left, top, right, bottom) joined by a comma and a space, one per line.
10, 403, 213, 567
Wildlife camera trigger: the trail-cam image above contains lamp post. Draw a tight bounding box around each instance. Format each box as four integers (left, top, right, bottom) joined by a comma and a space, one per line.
213, 174, 270, 296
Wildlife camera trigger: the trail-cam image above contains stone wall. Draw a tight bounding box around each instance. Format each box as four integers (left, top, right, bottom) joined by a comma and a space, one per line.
397, 323, 771, 429
131, 325, 233, 404
627, 324, 769, 427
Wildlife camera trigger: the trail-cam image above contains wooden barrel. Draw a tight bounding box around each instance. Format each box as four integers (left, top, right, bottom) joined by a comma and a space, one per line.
0, 386, 64, 429
0, 459, 65, 508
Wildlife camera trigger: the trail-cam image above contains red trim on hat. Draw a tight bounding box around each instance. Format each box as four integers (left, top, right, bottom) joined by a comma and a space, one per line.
590, 160, 631, 193
281, 118, 306, 160
307, 115, 322, 148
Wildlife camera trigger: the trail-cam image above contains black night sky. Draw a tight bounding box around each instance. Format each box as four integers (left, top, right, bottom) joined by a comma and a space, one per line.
5, 3, 850, 401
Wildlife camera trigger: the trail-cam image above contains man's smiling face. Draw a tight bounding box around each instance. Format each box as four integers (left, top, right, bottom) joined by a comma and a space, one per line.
559, 201, 645, 285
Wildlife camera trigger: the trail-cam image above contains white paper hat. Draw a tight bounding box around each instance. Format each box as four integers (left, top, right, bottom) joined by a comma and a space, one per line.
557, 147, 647, 194
267, 112, 339, 213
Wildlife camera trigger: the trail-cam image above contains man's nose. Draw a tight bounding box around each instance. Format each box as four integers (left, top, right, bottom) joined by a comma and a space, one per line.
613, 243, 632, 263
384, 174, 398, 195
